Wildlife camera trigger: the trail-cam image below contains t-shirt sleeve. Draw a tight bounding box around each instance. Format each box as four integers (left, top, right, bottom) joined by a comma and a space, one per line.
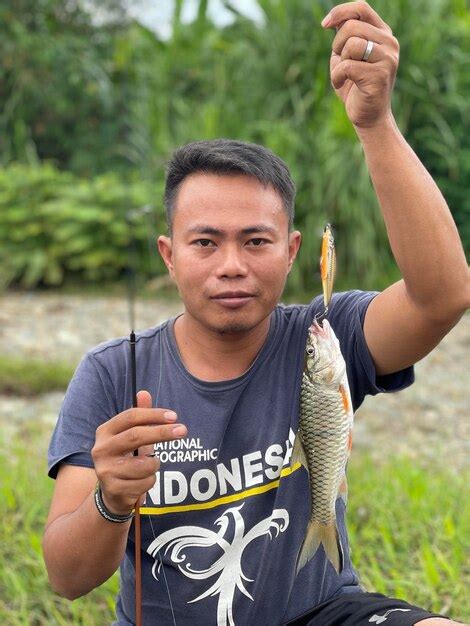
47, 352, 118, 479
317, 289, 415, 412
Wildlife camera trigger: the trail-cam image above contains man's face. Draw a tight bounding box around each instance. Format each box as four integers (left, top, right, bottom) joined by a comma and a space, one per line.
158, 173, 301, 335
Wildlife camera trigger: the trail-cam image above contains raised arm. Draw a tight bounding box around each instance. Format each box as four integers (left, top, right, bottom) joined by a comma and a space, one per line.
322, 1, 470, 375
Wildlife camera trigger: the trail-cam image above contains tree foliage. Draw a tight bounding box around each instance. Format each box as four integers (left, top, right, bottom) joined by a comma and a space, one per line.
1, 0, 468, 290
0, 0, 131, 174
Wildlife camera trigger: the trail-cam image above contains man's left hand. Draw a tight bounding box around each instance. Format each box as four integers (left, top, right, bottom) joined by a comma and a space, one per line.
322, 1, 399, 129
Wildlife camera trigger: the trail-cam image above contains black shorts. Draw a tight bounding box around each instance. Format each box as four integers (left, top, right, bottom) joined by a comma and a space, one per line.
285, 592, 451, 625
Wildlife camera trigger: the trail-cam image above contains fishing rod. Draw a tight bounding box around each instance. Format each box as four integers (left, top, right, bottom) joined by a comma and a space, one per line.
125, 206, 144, 626
125, 205, 176, 626
129, 328, 142, 626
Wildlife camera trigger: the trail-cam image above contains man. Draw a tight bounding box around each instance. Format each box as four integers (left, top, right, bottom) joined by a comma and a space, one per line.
43, 2, 469, 625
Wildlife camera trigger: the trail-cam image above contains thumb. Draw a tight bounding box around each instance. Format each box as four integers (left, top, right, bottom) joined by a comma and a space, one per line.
136, 390, 153, 408
136, 390, 154, 461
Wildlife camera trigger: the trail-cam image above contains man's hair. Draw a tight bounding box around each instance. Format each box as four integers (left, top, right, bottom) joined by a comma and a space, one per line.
164, 139, 296, 235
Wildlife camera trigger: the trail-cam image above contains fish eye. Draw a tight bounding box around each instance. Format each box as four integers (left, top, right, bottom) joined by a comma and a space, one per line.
306, 346, 315, 356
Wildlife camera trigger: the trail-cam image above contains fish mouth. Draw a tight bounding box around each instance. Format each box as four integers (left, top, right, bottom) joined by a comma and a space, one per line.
309, 318, 329, 338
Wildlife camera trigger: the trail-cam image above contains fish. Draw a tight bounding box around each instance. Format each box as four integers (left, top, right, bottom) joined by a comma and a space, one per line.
291, 221, 353, 575
291, 316, 354, 575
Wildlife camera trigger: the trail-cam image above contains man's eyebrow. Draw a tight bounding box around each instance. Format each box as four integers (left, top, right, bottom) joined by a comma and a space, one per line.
186, 225, 278, 236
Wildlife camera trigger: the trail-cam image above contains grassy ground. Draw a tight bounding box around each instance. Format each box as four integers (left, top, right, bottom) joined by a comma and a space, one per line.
0, 421, 468, 625
0, 421, 118, 626
347, 457, 470, 620
0, 358, 75, 396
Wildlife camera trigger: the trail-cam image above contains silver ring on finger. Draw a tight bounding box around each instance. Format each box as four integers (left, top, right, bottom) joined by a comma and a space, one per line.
361, 40, 374, 62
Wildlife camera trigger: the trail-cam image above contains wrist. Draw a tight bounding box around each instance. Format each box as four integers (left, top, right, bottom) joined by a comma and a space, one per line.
354, 111, 399, 141
94, 483, 134, 523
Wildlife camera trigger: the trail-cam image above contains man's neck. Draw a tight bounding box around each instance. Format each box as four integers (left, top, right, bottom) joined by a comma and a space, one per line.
173, 312, 273, 382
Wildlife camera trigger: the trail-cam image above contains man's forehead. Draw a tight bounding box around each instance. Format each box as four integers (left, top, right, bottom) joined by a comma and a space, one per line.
176, 173, 282, 207
174, 175, 286, 228
175, 213, 286, 237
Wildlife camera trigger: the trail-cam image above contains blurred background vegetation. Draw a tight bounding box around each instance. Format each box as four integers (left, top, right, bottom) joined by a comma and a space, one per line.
1, 0, 468, 295
1, 1, 469, 624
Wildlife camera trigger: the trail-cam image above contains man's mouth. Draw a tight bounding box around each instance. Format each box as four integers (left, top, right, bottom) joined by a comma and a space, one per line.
211, 291, 256, 309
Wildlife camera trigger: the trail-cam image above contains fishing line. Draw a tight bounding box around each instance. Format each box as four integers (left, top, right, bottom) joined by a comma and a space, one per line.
147, 334, 177, 626
317, 556, 329, 604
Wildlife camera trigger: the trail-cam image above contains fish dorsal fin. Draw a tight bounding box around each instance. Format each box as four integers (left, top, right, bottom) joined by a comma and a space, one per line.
291, 432, 308, 470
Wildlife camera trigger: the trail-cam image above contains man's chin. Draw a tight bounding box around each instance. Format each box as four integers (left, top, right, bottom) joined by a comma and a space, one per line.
204, 312, 267, 336
213, 321, 255, 335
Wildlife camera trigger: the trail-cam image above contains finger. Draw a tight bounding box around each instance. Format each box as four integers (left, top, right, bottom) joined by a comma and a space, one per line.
138, 442, 156, 457
111, 423, 188, 456
332, 20, 390, 56
136, 389, 153, 408
103, 475, 158, 503
99, 407, 178, 436
112, 454, 160, 480
322, 1, 391, 32
331, 58, 390, 91
135, 392, 155, 457
340, 36, 383, 63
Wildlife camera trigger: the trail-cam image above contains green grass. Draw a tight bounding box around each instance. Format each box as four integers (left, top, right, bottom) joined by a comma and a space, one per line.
0, 422, 468, 624
0, 421, 119, 625
347, 455, 470, 622
0, 358, 75, 396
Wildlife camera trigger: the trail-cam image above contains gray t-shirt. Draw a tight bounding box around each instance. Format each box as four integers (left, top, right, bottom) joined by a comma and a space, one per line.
48, 290, 415, 625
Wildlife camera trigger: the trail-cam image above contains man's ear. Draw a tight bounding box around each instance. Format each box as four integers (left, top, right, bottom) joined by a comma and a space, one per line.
157, 235, 175, 280
287, 230, 302, 272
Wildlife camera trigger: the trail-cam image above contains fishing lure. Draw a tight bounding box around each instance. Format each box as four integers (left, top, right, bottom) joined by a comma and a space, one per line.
320, 223, 336, 312
314, 223, 336, 327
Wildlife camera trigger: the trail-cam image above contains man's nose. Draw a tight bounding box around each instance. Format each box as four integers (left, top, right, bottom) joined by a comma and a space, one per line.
216, 244, 248, 278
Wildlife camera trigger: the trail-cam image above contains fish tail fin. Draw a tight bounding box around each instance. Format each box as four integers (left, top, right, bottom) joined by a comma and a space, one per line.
296, 520, 344, 576
291, 432, 308, 469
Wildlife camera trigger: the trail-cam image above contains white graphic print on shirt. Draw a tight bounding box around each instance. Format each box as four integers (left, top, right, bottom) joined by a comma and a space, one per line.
147, 503, 289, 626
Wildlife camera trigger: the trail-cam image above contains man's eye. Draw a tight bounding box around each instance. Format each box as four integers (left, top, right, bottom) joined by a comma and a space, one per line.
194, 239, 214, 247
248, 238, 268, 246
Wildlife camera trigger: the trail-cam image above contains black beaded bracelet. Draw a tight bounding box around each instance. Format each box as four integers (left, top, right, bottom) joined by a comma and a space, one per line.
94, 483, 134, 523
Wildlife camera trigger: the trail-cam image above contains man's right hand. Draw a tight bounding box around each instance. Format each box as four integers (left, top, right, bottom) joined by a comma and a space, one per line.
91, 390, 186, 516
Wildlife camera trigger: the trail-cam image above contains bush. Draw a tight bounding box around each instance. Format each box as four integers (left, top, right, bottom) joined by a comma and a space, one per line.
0, 163, 167, 288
